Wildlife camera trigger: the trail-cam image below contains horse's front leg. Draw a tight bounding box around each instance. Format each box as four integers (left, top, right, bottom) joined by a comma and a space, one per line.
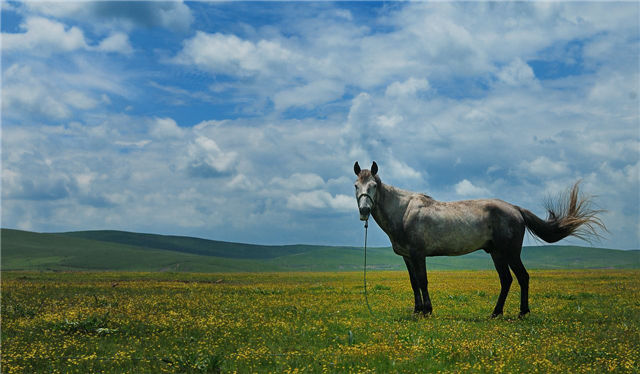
412, 254, 432, 315
403, 257, 423, 313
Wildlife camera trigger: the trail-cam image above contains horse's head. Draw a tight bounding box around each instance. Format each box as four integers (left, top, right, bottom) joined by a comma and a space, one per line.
353, 161, 379, 221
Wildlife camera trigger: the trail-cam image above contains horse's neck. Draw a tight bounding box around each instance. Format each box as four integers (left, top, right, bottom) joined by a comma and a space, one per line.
372, 182, 410, 239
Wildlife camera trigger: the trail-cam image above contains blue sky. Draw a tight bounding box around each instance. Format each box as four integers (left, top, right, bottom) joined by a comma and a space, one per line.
2, 1, 639, 250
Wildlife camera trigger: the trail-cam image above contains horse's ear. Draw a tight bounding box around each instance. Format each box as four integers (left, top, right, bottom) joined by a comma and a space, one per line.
354, 161, 361, 176
371, 161, 378, 176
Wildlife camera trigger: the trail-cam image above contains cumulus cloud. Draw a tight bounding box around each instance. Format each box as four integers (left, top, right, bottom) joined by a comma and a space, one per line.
2, 17, 135, 56
518, 157, 570, 179
95, 32, 134, 54
115, 140, 151, 148
2, 167, 74, 201
386, 158, 424, 182
386, 78, 430, 98
287, 191, 353, 213
3, 64, 76, 119
454, 180, 492, 197
2, 17, 88, 56
1, 62, 127, 120
24, 1, 194, 32
63, 90, 99, 110
495, 58, 539, 88
270, 173, 326, 191
2, 2, 638, 249
181, 135, 238, 178
150, 117, 184, 139
174, 32, 298, 77
227, 174, 262, 191
2, 152, 77, 201
375, 115, 403, 129
273, 80, 345, 111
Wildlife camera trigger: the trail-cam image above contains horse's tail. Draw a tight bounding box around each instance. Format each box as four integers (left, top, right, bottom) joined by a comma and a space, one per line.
517, 181, 608, 244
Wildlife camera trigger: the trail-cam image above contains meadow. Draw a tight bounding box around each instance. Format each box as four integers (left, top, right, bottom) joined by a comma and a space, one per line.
1, 270, 638, 373
3, 229, 639, 273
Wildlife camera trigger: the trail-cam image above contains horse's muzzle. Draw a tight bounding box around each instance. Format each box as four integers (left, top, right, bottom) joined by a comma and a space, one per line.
359, 207, 371, 221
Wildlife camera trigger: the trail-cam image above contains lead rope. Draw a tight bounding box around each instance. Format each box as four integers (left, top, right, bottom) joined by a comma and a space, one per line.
363, 219, 385, 322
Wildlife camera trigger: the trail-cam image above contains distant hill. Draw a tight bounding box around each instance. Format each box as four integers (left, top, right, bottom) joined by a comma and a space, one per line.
1, 229, 638, 272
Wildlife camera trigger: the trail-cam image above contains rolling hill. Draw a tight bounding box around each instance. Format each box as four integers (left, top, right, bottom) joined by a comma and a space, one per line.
1, 229, 638, 272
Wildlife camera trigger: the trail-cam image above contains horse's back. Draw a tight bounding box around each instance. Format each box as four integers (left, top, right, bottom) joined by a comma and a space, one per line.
405, 197, 524, 256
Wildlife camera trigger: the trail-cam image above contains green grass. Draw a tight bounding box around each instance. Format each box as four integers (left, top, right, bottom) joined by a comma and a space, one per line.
1, 229, 287, 273
2, 270, 638, 373
2, 228, 638, 273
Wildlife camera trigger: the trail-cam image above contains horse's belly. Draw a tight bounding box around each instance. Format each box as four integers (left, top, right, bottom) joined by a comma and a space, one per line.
422, 229, 489, 257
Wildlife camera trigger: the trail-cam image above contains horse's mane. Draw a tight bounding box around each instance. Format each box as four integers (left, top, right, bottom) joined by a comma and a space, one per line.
375, 175, 434, 202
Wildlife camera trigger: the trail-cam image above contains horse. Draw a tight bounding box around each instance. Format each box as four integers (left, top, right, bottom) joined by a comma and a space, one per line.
353, 161, 607, 318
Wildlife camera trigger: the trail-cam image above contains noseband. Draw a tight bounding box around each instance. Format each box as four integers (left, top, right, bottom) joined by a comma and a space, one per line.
358, 193, 375, 209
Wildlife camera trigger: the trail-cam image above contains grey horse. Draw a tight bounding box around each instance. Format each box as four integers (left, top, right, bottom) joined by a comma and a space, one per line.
354, 161, 606, 317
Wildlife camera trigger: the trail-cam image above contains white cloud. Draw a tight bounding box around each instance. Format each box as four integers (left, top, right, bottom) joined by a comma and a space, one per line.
386, 158, 423, 182
174, 32, 298, 77
227, 174, 262, 191
2, 2, 637, 249
588, 72, 639, 112
101, 94, 112, 105
273, 80, 344, 111
96, 32, 134, 54
270, 173, 325, 191
167, 2, 640, 112
115, 140, 151, 148
150, 117, 184, 139
287, 190, 353, 213
2, 152, 76, 201
194, 120, 227, 130
495, 58, 539, 88
334, 9, 353, 22
386, 78, 430, 98
375, 115, 403, 129
2, 16, 136, 57
2, 2, 17, 12
24, 1, 194, 32
347, 93, 373, 125
63, 90, 99, 110
181, 135, 238, 178
454, 179, 492, 197
2, 17, 88, 56
518, 157, 570, 178
2, 64, 74, 119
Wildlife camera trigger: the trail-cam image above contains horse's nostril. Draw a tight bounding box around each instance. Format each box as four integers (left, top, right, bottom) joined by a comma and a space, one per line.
359, 207, 371, 215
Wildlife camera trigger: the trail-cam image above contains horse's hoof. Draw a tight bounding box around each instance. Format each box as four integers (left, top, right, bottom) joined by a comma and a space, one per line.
491, 312, 503, 319
518, 310, 530, 319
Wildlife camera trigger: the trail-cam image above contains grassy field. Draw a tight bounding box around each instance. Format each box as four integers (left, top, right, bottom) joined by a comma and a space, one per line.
2, 270, 639, 373
3, 229, 639, 272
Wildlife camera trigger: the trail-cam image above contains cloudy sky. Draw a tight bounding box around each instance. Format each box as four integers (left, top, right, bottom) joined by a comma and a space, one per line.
2, 1, 638, 250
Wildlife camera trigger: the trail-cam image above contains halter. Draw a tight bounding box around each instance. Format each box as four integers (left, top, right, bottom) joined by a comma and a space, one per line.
357, 193, 375, 209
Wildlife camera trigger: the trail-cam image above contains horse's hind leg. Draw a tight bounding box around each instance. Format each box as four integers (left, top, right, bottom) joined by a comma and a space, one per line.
491, 252, 513, 318
507, 254, 530, 317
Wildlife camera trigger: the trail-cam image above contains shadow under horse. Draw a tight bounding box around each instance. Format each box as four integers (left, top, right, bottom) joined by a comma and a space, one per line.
353, 161, 607, 318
